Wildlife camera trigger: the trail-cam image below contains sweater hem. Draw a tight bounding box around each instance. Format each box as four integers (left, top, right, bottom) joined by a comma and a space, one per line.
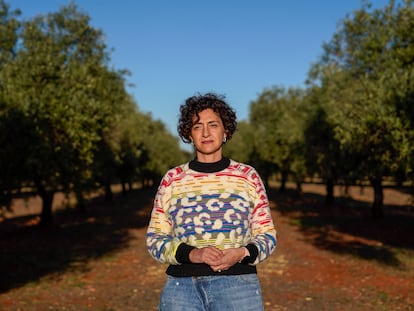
166, 263, 257, 277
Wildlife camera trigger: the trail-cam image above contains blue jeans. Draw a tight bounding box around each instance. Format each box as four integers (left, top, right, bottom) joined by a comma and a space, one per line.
159, 274, 264, 311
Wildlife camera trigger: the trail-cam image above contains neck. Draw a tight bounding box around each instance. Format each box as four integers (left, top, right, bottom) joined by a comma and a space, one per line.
195, 151, 223, 163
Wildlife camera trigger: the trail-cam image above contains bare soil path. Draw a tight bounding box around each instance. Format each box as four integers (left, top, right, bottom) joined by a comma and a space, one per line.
0, 184, 413, 310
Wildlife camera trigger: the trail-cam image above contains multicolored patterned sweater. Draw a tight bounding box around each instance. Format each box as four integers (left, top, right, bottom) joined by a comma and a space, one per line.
146, 157, 277, 277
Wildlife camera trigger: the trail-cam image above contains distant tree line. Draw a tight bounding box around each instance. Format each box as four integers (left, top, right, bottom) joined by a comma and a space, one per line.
0, 2, 188, 225
224, 0, 414, 218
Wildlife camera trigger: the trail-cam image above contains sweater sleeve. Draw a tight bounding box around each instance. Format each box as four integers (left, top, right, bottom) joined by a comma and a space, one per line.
248, 168, 277, 265
146, 168, 184, 265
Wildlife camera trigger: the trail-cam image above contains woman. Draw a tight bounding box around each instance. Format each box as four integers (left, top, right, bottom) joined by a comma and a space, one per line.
146, 92, 277, 310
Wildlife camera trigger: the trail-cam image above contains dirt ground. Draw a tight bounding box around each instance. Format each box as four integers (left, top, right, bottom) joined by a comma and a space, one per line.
0, 183, 413, 311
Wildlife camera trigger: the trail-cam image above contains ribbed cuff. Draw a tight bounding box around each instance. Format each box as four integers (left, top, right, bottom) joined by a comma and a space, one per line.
245, 244, 259, 264
175, 243, 196, 264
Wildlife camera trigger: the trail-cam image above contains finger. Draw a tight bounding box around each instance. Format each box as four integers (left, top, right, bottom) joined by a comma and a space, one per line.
207, 246, 224, 256
205, 248, 224, 260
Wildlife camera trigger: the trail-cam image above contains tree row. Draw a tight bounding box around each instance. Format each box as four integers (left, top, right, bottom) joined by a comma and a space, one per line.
0, 2, 188, 225
224, 0, 414, 218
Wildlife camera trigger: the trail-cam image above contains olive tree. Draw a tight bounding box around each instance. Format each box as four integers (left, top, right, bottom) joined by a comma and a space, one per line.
2, 4, 119, 225
250, 86, 307, 192
0, 2, 22, 210
308, 0, 414, 217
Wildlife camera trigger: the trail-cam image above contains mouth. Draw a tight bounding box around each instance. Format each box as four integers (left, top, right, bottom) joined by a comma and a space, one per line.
201, 140, 214, 144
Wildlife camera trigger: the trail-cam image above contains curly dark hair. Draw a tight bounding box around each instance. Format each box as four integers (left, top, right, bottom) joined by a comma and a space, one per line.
177, 92, 237, 144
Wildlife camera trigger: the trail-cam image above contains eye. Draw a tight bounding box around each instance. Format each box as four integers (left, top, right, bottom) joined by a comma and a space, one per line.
193, 124, 202, 130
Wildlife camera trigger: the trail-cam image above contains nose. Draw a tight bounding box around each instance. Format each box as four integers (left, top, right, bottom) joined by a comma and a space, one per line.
202, 125, 210, 137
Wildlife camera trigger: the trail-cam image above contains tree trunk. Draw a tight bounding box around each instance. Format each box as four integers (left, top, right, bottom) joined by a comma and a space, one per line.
370, 177, 384, 218
75, 188, 86, 213
296, 180, 302, 195
279, 170, 288, 193
104, 181, 113, 201
0, 191, 12, 211
326, 177, 334, 206
121, 182, 127, 196
38, 186, 55, 226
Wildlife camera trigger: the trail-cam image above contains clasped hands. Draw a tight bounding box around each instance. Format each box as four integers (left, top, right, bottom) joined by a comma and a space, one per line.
189, 246, 246, 272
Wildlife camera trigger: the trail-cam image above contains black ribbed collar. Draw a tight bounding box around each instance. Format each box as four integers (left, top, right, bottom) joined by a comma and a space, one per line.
189, 157, 230, 173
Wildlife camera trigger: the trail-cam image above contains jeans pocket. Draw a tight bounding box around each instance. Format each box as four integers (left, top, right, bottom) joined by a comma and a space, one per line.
236, 273, 260, 285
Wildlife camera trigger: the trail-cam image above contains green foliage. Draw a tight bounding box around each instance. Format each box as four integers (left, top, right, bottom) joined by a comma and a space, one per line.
0, 2, 185, 223
0, 1, 20, 65
2, 0, 414, 221
316, 1, 413, 179
2, 4, 110, 191
237, 0, 414, 210
223, 120, 255, 163
249, 86, 307, 183
305, 0, 414, 214
141, 118, 186, 177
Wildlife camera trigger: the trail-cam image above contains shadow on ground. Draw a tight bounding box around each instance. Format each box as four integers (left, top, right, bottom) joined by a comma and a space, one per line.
269, 185, 414, 268
0, 187, 155, 293
1, 183, 413, 295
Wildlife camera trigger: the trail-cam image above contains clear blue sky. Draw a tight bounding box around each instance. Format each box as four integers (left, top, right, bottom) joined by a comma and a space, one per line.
12, 0, 390, 138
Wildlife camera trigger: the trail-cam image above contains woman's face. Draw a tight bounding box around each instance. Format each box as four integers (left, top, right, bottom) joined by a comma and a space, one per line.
190, 108, 227, 162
